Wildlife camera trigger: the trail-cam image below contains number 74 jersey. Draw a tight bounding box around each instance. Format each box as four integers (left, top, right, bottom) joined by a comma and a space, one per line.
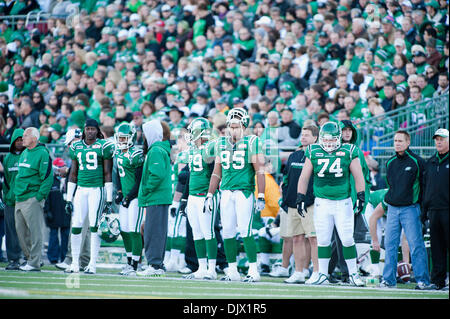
306, 143, 359, 200
69, 139, 115, 187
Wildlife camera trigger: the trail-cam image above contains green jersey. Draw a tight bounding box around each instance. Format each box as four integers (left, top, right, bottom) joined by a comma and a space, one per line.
115, 146, 144, 196
369, 188, 388, 212
306, 143, 359, 200
216, 135, 262, 197
69, 139, 115, 188
188, 140, 216, 195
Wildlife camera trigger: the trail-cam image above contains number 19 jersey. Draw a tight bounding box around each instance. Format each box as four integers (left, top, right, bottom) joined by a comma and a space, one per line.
306, 143, 358, 200
215, 135, 262, 194
188, 140, 216, 195
69, 139, 115, 188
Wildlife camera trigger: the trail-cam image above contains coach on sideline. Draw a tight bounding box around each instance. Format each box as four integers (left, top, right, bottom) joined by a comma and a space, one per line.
14, 127, 53, 271
381, 130, 432, 290
423, 128, 449, 290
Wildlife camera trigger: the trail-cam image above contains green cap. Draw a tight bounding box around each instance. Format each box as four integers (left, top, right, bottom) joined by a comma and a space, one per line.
425, 0, 439, 9
337, 5, 348, 11
69, 110, 86, 129
49, 123, 62, 133
166, 36, 176, 42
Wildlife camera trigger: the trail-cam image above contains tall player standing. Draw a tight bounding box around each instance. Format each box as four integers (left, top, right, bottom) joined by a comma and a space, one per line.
205, 108, 266, 282
65, 119, 115, 274
181, 117, 219, 280
114, 122, 145, 276
296, 121, 366, 286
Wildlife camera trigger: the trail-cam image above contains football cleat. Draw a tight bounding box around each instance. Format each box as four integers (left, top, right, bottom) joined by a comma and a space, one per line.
84, 264, 96, 274
55, 261, 70, 271
269, 264, 290, 278
242, 273, 260, 283
136, 265, 164, 277
114, 122, 136, 150
221, 270, 241, 282
306, 272, 330, 285
64, 263, 79, 273
284, 271, 305, 284
305, 272, 321, 285
183, 269, 208, 280
319, 121, 342, 153
349, 273, 365, 287
204, 269, 218, 280
119, 264, 134, 275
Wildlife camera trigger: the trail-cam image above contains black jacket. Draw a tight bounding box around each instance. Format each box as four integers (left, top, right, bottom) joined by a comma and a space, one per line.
282, 148, 314, 209
423, 151, 449, 212
385, 148, 425, 207
44, 177, 71, 228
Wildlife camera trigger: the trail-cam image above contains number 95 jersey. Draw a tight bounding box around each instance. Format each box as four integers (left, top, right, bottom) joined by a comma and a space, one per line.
69, 139, 115, 187
216, 135, 262, 194
306, 143, 359, 200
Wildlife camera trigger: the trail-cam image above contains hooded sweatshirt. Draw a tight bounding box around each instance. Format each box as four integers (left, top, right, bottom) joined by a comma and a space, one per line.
138, 120, 172, 207
14, 142, 53, 203
340, 120, 371, 207
2, 128, 24, 206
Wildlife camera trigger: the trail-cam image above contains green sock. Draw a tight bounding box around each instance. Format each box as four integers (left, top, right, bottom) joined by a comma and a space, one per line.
242, 236, 257, 263
130, 232, 143, 259
173, 236, 186, 252
194, 239, 207, 259
121, 231, 132, 254
206, 238, 218, 260
370, 249, 380, 264
342, 245, 357, 260
223, 238, 238, 263
258, 237, 272, 254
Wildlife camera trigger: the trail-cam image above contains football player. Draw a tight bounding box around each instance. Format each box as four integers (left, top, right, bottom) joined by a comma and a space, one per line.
180, 118, 219, 280
65, 119, 115, 274
114, 122, 145, 276
205, 108, 266, 282
296, 121, 366, 286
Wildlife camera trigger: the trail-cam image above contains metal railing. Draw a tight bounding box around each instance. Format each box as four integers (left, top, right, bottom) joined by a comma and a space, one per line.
0, 11, 68, 27
356, 94, 449, 153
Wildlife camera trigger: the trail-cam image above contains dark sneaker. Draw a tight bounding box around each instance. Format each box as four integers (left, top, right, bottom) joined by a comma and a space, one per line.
5, 261, 20, 270
415, 282, 438, 290
379, 280, 396, 288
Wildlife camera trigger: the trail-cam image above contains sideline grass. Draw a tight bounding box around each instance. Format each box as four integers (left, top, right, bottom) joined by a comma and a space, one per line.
0, 266, 447, 299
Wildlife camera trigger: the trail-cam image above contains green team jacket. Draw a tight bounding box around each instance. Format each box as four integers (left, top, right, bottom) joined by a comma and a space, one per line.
14, 143, 53, 203
138, 140, 173, 207
2, 129, 24, 206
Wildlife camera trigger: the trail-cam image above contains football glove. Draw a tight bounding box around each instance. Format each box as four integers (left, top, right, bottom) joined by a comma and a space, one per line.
255, 195, 265, 212
296, 193, 307, 217
179, 198, 187, 217
122, 196, 131, 208
103, 201, 113, 215
65, 201, 73, 215
114, 192, 123, 205
355, 191, 365, 215
169, 201, 179, 218
203, 193, 213, 214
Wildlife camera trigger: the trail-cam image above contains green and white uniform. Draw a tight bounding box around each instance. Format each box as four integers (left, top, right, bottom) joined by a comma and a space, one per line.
69, 138, 115, 229
185, 139, 219, 271
115, 146, 145, 233
306, 143, 360, 276
216, 134, 262, 265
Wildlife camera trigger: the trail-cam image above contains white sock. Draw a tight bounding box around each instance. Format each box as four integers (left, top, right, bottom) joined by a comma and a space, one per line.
208, 259, 216, 271
170, 249, 180, 262
248, 262, 258, 274
71, 233, 82, 267
318, 258, 330, 275
345, 258, 358, 275
228, 262, 238, 273
89, 233, 101, 267
198, 258, 207, 271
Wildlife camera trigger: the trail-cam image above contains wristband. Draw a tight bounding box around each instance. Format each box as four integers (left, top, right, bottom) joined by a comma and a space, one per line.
258, 193, 265, 199
206, 192, 213, 198
67, 182, 76, 202
105, 182, 113, 202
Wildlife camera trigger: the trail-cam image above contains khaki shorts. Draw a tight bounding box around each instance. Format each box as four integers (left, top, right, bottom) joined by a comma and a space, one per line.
279, 205, 316, 238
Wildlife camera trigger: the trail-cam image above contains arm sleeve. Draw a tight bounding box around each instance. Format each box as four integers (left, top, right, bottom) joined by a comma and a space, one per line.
181, 167, 190, 201
114, 164, 122, 192
36, 150, 54, 202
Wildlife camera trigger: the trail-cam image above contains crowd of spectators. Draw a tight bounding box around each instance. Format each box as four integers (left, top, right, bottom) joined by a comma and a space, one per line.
0, 0, 447, 164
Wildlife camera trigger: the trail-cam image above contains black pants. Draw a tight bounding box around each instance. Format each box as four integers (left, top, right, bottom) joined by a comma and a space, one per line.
143, 205, 169, 269
429, 209, 449, 288
4, 205, 22, 262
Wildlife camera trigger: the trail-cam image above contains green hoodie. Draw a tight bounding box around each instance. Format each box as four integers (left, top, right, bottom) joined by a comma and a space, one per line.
14, 143, 53, 203
138, 140, 173, 207
2, 129, 24, 206
340, 121, 371, 211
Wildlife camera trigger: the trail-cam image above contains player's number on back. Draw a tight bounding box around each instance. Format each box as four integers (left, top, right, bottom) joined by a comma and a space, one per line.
317, 158, 343, 177
221, 150, 245, 170
77, 151, 98, 171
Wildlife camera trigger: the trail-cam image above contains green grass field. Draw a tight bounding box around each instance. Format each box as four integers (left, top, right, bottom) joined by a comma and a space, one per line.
0, 264, 448, 299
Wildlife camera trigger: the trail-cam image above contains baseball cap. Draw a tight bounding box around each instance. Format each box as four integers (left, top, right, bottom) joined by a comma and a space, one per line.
433, 128, 449, 139
313, 14, 324, 23
52, 157, 66, 168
